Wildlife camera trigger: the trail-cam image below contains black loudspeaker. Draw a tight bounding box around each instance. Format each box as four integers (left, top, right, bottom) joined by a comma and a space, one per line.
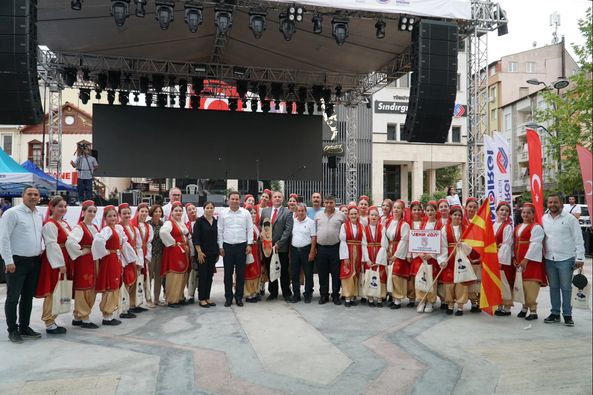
0, 0, 43, 125
327, 156, 337, 169
402, 20, 459, 143
91, 149, 99, 161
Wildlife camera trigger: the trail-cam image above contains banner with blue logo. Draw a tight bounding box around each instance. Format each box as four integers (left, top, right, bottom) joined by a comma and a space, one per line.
484, 133, 513, 222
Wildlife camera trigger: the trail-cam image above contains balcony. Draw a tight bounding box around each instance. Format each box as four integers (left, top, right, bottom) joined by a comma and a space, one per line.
517, 151, 529, 163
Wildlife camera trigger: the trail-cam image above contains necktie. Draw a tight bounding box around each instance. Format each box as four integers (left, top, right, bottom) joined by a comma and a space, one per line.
271, 208, 278, 224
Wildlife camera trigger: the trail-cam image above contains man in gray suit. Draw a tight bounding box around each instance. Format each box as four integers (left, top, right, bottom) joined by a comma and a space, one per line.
260, 191, 294, 301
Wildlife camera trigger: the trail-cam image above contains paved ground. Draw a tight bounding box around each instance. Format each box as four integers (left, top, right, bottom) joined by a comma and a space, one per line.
0, 260, 591, 395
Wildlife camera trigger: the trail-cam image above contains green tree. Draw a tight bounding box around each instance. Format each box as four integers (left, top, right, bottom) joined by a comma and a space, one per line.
436, 165, 461, 191
536, 7, 593, 195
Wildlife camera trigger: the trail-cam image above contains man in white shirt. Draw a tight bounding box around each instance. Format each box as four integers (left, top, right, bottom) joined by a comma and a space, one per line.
0, 187, 44, 343
291, 203, 317, 303
162, 187, 188, 222
562, 195, 581, 219
218, 191, 253, 307
542, 193, 585, 327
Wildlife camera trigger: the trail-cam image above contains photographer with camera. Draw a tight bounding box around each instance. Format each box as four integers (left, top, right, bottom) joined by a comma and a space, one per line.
70, 143, 98, 203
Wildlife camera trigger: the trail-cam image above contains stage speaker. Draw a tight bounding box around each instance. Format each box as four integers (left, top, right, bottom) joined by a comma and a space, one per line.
402, 20, 459, 143
0, 0, 43, 125
327, 155, 337, 169
91, 149, 99, 161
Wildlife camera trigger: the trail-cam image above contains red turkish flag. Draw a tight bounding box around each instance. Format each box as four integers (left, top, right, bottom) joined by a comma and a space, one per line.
526, 128, 544, 223
577, 145, 593, 217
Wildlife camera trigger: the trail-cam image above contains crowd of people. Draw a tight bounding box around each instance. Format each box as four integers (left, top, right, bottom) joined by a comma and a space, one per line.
0, 186, 586, 344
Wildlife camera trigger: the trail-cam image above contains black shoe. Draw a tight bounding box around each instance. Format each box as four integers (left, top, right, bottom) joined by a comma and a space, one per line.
304, 296, 312, 304
207, 301, 217, 307
446, 308, 454, 315
224, 300, 232, 307
291, 296, 301, 303
332, 297, 342, 306
407, 301, 415, 308
360, 298, 367, 305
368, 301, 376, 308
390, 303, 401, 310
46, 326, 67, 335
8, 331, 24, 343
350, 300, 358, 306
284, 296, 291, 302
386, 295, 393, 303
318, 295, 329, 305
187, 297, 195, 304
178, 299, 188, 306
266, 295, 278, 301
470, 306, 481, 313
167, 303, 179, 308
345, 301, 352, 307
517, 310, 527, 318
199, 301, 211, 308
19, 326, 42, 339
72, 320, 83, 326
563, 316, 574, 327
440, 304, 448, 310
376, 301, 384, 308
130, 306, 148, 313
494, 310, 510, 317
259, 289, 265, 296
245, 297, 258, 303
544, 314, 561, 324
81, 322, 99, 329
102, 319, 122, 326
455, 310, 463, 316
525, 314, 538, 321
119, 312, 137, 319
236, 300, 244, 307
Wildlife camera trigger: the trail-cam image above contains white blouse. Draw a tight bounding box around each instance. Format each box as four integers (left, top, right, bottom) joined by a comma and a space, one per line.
66, 222, 98, 261
136, 222, 154, 262
42, 220, 70, 269
122, 224, 144, 267
493, 222, 513, 266
159, 220, 189, 247
339, 223, 369, 262
366, 224, 386, 266
516, 223, 544, 262
438, 225, 472, 267
91, 224, 138, 267
377, 219, 410, 264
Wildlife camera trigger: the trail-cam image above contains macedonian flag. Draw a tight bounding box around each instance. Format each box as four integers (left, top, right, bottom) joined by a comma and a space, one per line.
461, 200, 503, 315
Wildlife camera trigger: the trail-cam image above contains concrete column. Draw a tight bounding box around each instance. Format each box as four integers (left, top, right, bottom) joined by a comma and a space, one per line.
411, 161, 424, 201
461, 162, 469, 202
427, 169, 437, 194
400, 164, 408, 201
372, 158, 384, 205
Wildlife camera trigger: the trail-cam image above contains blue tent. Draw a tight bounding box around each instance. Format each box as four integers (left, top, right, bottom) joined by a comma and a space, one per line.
0, 148, 54, 196
21, 160, 75, 192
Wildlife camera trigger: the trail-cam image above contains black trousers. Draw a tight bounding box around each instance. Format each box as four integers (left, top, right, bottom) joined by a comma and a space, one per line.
223, 243, 246, 302
5, 255, 41, 333
291, 245, 314, 298
198, 254, 218, 301
264, 251, 291, 298
316, 244, 341, 298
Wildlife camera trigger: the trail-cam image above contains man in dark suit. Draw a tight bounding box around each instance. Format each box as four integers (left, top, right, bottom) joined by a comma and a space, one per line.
260, 191, 294, 301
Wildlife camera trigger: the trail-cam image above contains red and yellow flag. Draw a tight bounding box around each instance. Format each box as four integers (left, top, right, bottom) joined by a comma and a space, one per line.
461, 200, 503, 315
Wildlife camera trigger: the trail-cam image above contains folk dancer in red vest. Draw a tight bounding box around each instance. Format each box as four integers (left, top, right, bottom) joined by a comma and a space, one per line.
435, 198, 450, 308
364, 206, 386, 307
493, 201, 514, 316
160, 201, 190, 307
118, 203, 142, 318
244, 204, 263, 302
131, 202, 155, 309
66, 200, 100, 328
35, 196, 72, 334
339, 203, 369, 307
358, 195, 370, 227
514, 202, 547, 320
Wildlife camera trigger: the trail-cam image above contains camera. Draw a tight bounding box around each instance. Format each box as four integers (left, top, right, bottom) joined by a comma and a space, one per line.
78, 143, 88, 150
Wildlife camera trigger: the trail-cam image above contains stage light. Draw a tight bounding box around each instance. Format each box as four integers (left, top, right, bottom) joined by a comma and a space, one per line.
94, 89, 101, 100
155, 1, 175, 30
133, 92, 139, 102
325, 103, 334, 117
258, 84, 267, 100
271, 83, 283, 102
139, 76, 149, 93
335, 85, 342, 98
497, 22, 508, 36
274, 100, 280, 110
331, 17, 349, 46
190, 95, 200, 109
152, 74, 165, 92
191, 77, 204, 94
168, 75, 176, 87
312, 14, 322, 34
375, 19, 386, 39
236, 80, 249, 100
298, 87, 307, 103
286, 101, 294, 114
111, 1, 130, 27
184, 2, 203, 33
107, 70, 121, 90
157, 93, 167, 107
307, 102, 315, 115
63, 67, 77, 87
134, 0, 147, 17
79, 88, 90, 104
81, 68, 90, 82
288, 4, 304, 22
323, 88, 332, 104
228, 98, 238, 112
312, 85, 323, 106
233, 67, 246, 77
145, 92, 153, 106
261, 100, 271, 113
279, 12, 296, 41
250, 100, 258, 112
399, 15, 415, 32
249, 10, 267, 39
215, 5, 233, 35
296, 102, 305, 115
119, 91, 129, 105
107, 90, 116, 105
169, 94, 176, 107
71, 0, 82, 11
97, 73, 108, 91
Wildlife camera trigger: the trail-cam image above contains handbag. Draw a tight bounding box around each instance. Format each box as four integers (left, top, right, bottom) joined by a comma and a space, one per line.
453, 248, 477, 284
386, 264, 394, 293
136, 269, 145, 306
119, 282, 130, 314
513, 269, 525, 304
51, 274, 73, 315
246, 253, 255, 264
572, 269, 591, 310
269, 251, 281, 283
415, 259, 433, 293
365, 267, 381, 298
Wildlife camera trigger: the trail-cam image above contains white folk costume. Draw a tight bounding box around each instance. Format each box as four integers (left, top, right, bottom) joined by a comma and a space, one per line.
121, 223, 143, 312
410, 219, 440, 312
66, 221, 99, 324
339, 221, 369, 301
134, 218, 154, 306
438, 221, 473, 313
514, 222, 547, 315
160, 217, 190, 305
378, 217, 410, 306
494, 220, 514, 312
364, 221, 386, 303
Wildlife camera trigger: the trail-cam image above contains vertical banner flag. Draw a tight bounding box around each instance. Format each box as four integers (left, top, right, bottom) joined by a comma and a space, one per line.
483, 135, 497, 221
494, 133, 513, 223
526, 128, 544, 223
576, 145, 593, 217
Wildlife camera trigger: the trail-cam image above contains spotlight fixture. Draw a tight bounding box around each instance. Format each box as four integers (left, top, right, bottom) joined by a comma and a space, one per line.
79, 88, 90, 104
168, 75, 176, 87
325, 103, 334, 117
94, 89, 102, 100
97, 73, 108, 91
191, 77, 204, 94
107, 70, 121, 90
286, 101, 294, 114
63, 67, 77, 87
134, 0, 147, 17
312, 85, 323, 107
236, 80, 249, 100
261, 100, 271, 113
279, 12, 296, 41
190, 95, 200, 109
258, 84, 267, 100
331, 17, 349, 46
323, 88, 332, 104
184, 1, 203, 33
296, 102, 305, 115
111, 1, 130, 27
250, 100, 258, 112
312, 14, 322, 34
133, 92, 140, 102
249, 10, 267, 39
398, 15, 415, 31
145, 92, 153, 106
215, 5, 233, 35
157, 93, 167, 108
71, 0, 82, 11
335, 85, 343, 97
107, 90, 116, 105
81, 68, 90, 82
307, 102, 315, 115
288, 3, 304, 22
298, 87, 307, 103
155, 1, 175, 30
375, 19, 386, 39
228, 98, 238, 112
139, 76, 149, 93
152, 74, 165, 92
119, 91, 129, 105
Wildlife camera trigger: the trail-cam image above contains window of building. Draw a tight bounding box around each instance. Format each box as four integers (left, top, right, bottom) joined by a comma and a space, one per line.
526, 62, 536, 73
489, 66, 496, 76
383, 165, 401, 201
507, 62, 518, 72
489, 86, 497, 100
519, 87, 529, 97
457, 74, 461, 91
397, 73, 410, 88
504, 113, 511, 131
28, 140, 43, 168
491, 108, 498, 121
452, 126, 461, 143
1, 134, 12, 155
387, 124, 397, 141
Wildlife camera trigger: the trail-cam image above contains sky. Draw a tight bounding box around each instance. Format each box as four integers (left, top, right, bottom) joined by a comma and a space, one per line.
487, 0, 591, 63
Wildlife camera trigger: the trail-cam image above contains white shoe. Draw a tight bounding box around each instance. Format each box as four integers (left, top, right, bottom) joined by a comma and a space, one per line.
416, 303, 426, 313
424, 303, 433, 313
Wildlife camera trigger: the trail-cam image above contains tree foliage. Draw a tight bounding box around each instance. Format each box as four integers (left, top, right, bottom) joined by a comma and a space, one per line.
536, 7, 593, 195
435, 165, 461, 191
